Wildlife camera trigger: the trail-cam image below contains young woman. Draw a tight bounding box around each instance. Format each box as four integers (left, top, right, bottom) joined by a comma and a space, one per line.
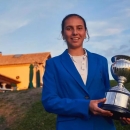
42, 14, 130, 130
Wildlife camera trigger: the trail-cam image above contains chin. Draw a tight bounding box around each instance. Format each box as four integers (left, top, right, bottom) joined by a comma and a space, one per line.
67, 41, 83, 48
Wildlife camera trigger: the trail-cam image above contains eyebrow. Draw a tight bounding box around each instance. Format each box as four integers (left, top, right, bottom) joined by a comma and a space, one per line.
65, 25, 84, 28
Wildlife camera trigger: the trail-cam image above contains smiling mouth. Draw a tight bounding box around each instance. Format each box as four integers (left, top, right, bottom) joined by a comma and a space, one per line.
71, 37, 80, 41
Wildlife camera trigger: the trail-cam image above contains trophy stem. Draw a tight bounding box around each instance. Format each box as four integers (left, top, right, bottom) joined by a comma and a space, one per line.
118, 83, 124, 88
118, 76, 127, 88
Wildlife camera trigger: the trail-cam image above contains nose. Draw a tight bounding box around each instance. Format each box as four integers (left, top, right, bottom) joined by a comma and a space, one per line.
72, 28, 78, 35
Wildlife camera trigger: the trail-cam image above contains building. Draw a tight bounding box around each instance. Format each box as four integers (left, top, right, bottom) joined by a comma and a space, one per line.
0, 52, 51, 91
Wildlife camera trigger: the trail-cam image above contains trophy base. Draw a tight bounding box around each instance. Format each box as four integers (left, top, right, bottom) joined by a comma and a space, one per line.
101, 104, 130, 120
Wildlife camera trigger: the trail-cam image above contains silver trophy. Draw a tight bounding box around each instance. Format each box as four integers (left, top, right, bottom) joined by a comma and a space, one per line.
101, 55, 130, 120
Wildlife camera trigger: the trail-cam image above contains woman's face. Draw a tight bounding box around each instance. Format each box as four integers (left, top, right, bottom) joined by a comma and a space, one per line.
62, 16, 86, 49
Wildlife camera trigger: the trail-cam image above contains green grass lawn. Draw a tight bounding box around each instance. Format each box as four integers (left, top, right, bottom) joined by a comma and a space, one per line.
0, 81, 130, 130
13, 81, 130, 130
12, 102, 130, 130
11, 102, 56, 130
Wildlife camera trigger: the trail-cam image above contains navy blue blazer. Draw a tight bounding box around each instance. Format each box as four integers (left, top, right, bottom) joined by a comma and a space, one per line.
42, 49, 116, 130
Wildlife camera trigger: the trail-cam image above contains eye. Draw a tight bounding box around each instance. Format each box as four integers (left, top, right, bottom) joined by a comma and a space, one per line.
66, 26, 72, 31
77, 26, 83, 30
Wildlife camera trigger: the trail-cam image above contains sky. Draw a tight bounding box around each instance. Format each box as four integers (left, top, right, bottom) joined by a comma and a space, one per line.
0, 0, 130, 79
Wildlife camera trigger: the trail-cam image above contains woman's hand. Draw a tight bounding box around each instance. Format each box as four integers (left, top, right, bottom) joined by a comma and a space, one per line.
120, 117, 130, 125
89, 98, 113, 117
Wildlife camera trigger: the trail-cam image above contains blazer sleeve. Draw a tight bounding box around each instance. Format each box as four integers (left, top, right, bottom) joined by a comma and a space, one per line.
41, 59, 91, 119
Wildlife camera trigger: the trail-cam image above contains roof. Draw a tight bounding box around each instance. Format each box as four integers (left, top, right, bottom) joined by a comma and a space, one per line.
0, 52, 51, 66
0, 74, 20, 84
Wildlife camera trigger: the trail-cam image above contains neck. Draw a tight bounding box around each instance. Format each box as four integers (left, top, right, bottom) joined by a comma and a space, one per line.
68, 48, 85, 56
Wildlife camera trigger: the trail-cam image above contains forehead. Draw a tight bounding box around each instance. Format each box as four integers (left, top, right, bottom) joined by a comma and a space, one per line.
64, 16, 84, 26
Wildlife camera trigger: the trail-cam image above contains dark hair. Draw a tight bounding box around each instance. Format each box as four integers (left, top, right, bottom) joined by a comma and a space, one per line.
61, 14, 90, 40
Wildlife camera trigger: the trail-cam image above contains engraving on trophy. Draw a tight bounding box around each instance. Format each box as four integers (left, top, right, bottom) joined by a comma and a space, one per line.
101, 55, 130, 120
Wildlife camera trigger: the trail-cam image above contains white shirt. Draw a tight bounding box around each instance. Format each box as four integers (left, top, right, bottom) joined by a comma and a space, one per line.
69, 51, 88, 85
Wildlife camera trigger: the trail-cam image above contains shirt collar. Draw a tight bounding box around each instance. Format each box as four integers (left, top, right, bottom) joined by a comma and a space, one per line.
68, 49, 87, 62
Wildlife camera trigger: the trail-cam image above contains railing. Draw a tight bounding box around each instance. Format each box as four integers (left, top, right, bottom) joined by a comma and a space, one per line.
0, 88, 13, 92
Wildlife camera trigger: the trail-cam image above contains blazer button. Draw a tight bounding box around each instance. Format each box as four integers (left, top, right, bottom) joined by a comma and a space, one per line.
85, 96, 89, 99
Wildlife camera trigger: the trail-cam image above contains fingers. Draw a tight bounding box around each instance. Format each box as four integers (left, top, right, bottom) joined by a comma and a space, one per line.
92, 106, 113, 116
96, 98, 106, 104
95, 107, 113, 116
120, 117, 130, 124
89, 98, 113, 117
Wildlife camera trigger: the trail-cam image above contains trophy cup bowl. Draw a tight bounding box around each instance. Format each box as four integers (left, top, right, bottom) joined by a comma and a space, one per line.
101, 55, 130, 120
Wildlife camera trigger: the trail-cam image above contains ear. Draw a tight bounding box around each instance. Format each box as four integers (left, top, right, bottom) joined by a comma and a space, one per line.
84, 35, 86, 39
84, 30, 87, 39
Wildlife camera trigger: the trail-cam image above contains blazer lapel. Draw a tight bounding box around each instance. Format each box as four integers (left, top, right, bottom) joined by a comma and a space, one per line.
60, 50, 89, 95
86, 50, 98, 89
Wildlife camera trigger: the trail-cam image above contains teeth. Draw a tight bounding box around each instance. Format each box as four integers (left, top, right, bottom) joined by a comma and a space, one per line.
72, 38, 79, 40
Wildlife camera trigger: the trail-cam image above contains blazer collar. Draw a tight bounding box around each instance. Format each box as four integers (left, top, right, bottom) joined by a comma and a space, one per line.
85, 49, 98, 89
60, 49, 97, 95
